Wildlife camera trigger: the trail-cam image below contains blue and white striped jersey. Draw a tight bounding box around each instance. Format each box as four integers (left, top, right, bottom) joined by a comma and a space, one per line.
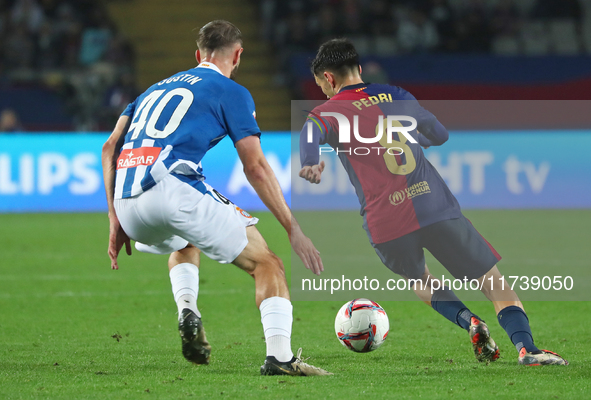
114, 62, 260, 199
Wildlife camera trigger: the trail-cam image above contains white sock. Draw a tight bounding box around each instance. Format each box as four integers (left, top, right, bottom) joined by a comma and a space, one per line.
169, 263, 200, 318
260, 296, 294, 362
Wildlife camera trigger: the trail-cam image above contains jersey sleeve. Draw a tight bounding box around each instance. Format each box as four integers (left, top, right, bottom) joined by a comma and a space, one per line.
220, 85, 261, 145
399, 89, 449, 146
300, 107, 337, 166
300, 118, 326, 167
121, 98, 138, 118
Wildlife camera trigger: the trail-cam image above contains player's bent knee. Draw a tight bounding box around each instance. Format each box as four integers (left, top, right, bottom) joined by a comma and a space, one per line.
479, 275, 496, 297
253, 251, 285, 276
233, 227, 284, 276
269, 251, 285, 271
477, 265, 500, 296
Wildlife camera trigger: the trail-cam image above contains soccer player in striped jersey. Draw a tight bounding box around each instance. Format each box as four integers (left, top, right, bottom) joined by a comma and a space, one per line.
102, 20, 330, 376
299, 39, 567, 366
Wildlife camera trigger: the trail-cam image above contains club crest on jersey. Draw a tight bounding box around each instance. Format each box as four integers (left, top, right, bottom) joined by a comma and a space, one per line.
236, 206, 252, 218
117, 147, 162, 169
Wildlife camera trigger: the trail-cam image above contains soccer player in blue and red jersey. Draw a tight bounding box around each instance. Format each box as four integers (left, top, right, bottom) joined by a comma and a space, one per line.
102, 20, 330, 376
299, 39, 567, 366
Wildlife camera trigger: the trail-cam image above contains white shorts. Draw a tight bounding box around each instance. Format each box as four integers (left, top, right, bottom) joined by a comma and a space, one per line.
114, 173, 258, 263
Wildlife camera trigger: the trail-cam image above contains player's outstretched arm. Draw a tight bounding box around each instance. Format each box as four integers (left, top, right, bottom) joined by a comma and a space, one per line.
235, 135, 324, 275
101, 115, 132, 270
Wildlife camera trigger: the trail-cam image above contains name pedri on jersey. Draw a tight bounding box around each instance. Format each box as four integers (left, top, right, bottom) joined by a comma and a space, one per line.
114, 63, 260, 199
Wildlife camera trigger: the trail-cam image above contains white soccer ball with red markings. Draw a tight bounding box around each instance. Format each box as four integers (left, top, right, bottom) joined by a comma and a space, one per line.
334, 298, 389, 352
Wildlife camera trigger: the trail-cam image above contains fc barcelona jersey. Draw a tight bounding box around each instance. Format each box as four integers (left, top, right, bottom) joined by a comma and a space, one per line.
301, 83, 461, 244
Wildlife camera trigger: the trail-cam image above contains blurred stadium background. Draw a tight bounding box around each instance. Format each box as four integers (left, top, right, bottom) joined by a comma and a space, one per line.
1, 0, 591, 133
0, 0, 590, 211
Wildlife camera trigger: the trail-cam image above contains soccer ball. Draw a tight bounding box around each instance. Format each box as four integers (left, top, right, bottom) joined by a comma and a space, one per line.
334, 298, 389, 352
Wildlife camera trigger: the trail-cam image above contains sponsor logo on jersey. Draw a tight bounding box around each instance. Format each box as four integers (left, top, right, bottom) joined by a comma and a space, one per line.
389, 181, 431, 205
117, 147, 162, 169
389, 190, 406, 205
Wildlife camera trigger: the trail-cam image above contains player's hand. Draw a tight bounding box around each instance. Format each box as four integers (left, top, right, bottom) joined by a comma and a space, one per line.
290, 224, 324, 275
417, 130, 430, 149
108, 213, 132, 270
299, 161, 325, 184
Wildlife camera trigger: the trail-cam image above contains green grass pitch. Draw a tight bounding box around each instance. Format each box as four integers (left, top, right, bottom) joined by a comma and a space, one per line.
0, 210, 590, 399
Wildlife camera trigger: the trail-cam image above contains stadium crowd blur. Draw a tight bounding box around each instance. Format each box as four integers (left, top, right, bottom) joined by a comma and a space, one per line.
1, 0, 588, 131
0, 0, 136, 131
257, 0, 588, 96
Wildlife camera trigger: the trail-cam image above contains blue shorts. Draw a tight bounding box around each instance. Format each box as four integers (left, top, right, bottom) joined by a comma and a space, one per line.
373, 215, 501, 280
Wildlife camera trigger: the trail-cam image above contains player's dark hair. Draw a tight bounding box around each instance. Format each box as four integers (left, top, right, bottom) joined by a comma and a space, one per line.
311, 38, 360, 77
197, 20, 242, 52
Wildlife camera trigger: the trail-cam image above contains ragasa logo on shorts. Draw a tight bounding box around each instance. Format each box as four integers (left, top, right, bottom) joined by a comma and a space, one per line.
389, 181, 431, 206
